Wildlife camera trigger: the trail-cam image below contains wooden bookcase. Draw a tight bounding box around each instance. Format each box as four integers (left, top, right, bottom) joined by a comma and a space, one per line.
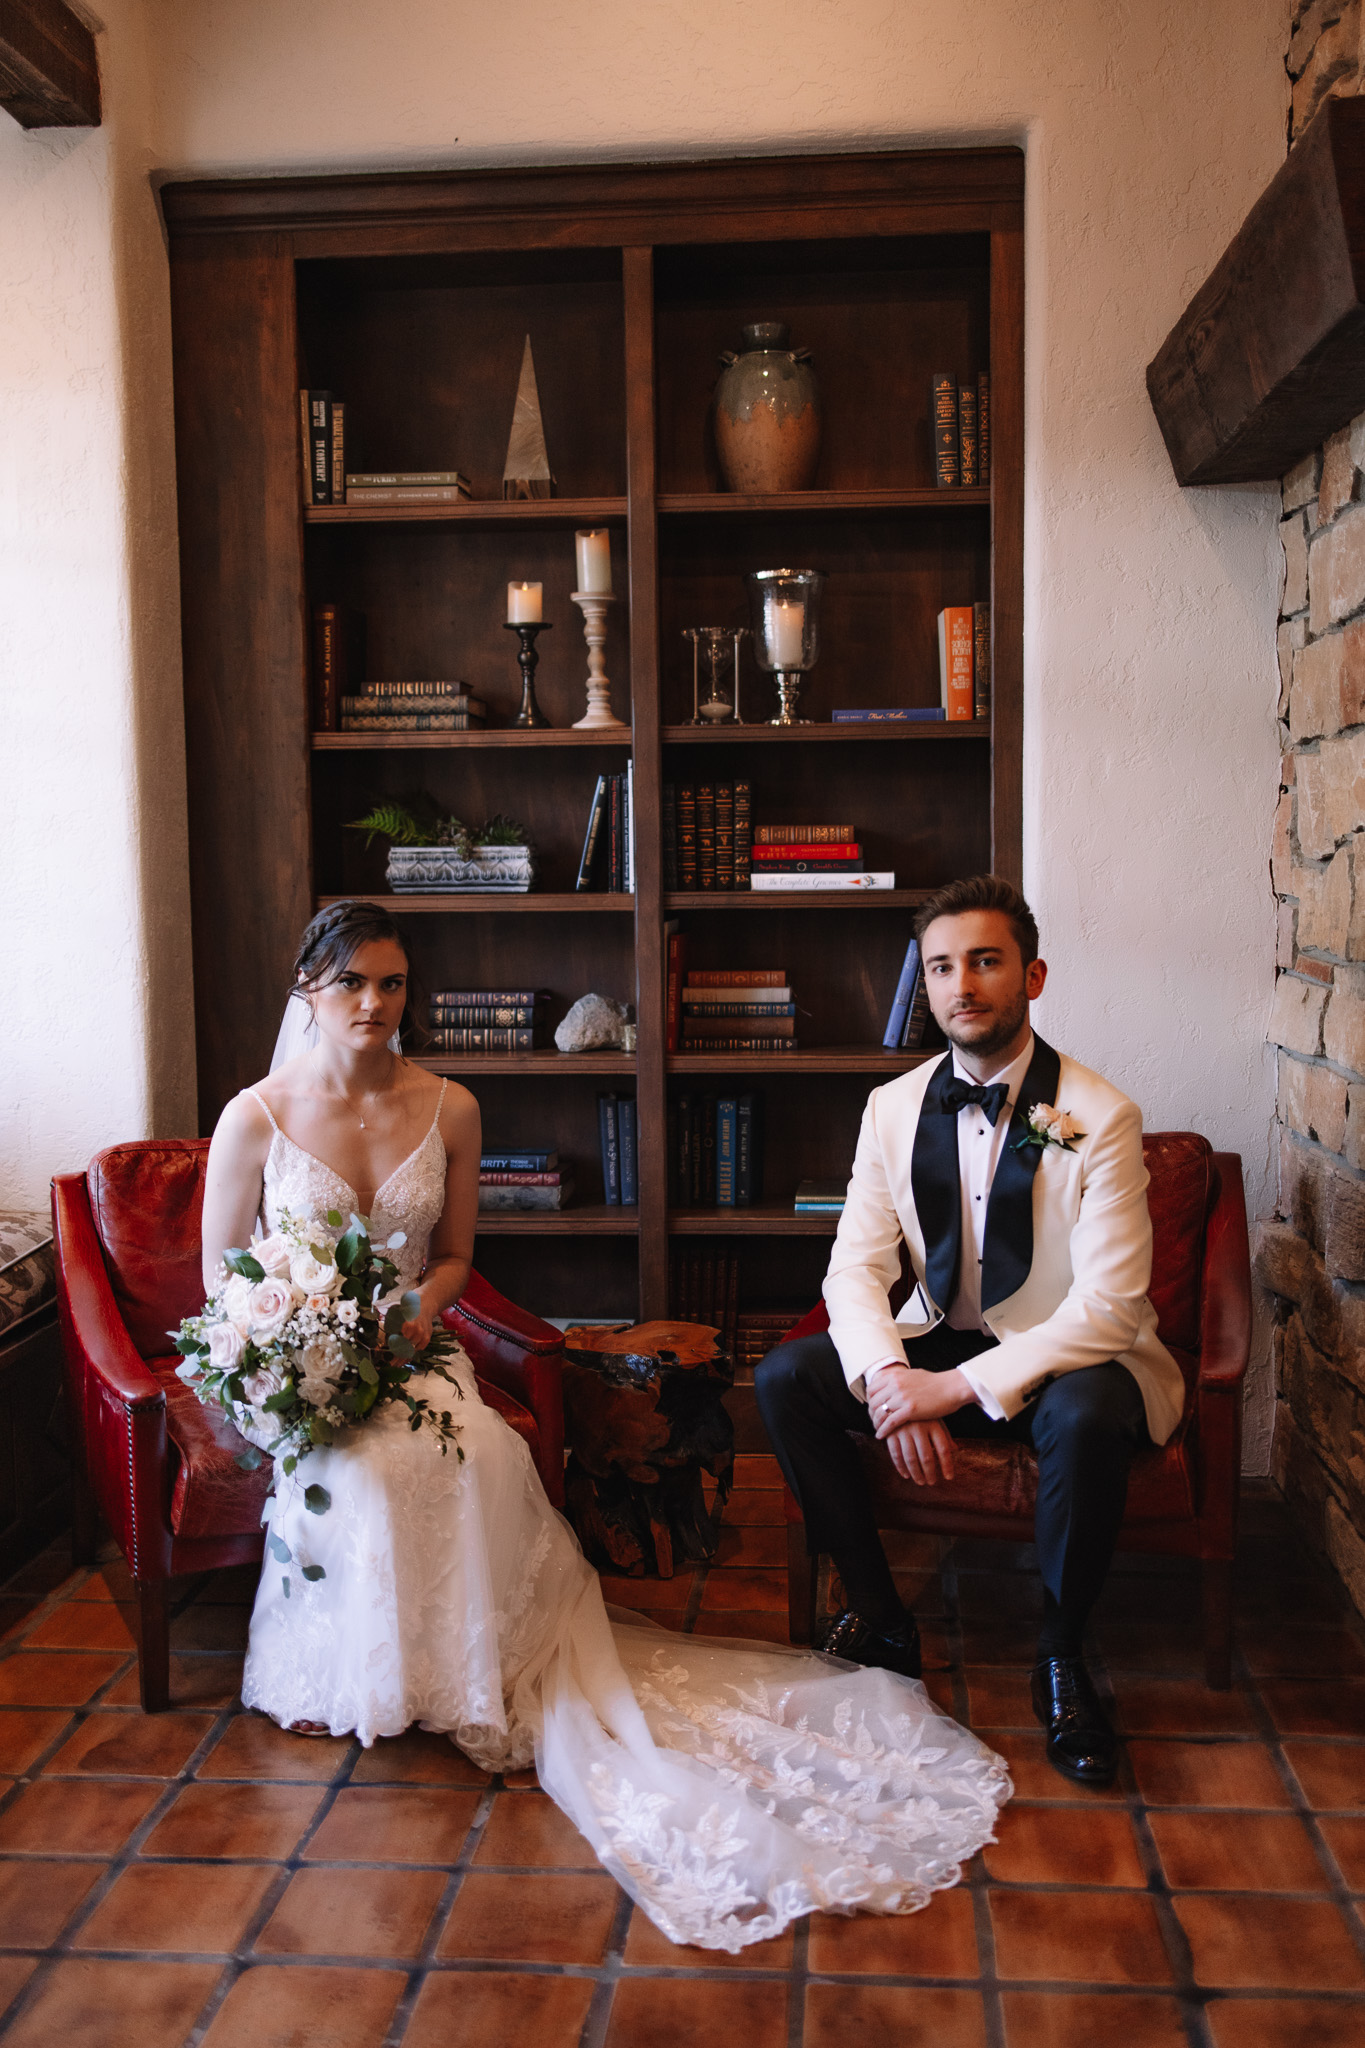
163, 150, 1023, 1325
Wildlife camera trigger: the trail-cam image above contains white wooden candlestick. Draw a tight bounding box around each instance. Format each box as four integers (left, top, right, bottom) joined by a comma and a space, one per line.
570, 590, 627, 730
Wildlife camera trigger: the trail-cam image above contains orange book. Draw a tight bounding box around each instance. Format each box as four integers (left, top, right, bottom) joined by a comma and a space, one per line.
937, 606, 975, 721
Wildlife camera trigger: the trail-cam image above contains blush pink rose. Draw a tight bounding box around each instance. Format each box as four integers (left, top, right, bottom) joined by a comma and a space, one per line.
247, 1277, 295, 1343
205, 1321, 245, 1372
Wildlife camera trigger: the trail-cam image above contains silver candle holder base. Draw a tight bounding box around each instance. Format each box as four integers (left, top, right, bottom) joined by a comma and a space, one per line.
770, 671, 810, 725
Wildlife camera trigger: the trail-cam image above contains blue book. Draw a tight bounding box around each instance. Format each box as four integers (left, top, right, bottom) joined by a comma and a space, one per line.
831, 707, 945, 722
715, 1097, 737, 1207
598, 1094, 620, 1204
619, 1097, 638, 1206
480, 1151, 557, 1172
883, 937, 921, 1049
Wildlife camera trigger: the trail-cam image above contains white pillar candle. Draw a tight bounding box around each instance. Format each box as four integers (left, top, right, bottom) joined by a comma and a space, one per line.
507, 581, 543, 623
768, 598, 806, 668
575, 529, 613, 594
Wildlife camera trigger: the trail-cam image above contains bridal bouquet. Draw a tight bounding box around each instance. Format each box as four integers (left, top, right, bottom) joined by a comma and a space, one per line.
173, 1208, 463, 1586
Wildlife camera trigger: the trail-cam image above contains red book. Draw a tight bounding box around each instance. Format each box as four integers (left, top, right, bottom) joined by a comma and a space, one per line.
665, 929, 688, 1053
937, 606, 975, 721
752, 843, 863, 863
687, 968, 785, 987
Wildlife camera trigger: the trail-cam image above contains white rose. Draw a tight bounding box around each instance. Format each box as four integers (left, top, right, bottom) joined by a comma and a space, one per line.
297, 1336, 343, 1409
241, 1359, 288, 1408
1029, 1103, 1060, 1136
247, 1277, 296, 1343
290, 1249, 342, 1296
336, 1298, 359, 1328
205, 1321, 246, 1373
1053, 1111, 1077, 1143
221, 1273, 254, 1337
251, 1233, 294, 1279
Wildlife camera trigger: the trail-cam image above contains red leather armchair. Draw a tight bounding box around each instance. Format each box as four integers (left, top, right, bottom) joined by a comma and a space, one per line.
783, 1135, 1252, 1687
52, 1139, 566, 1712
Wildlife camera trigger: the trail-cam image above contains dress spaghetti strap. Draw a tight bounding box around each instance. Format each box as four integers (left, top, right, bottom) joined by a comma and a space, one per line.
430, 1077, 448, 1132
248, 1089, 282, 1135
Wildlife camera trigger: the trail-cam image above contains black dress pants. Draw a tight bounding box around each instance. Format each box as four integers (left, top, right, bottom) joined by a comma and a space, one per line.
755, 1323, 1149, 1651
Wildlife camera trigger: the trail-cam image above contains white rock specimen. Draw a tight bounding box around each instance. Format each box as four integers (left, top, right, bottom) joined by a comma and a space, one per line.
555, 993, 627, 1052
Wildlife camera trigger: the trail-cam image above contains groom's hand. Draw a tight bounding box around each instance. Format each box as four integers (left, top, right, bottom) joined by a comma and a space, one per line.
868, 1364, 972, 1435
886, 1420, 956, 1486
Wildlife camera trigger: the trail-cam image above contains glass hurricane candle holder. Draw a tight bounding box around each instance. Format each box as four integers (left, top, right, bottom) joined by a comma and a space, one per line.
746, 568, 825, 725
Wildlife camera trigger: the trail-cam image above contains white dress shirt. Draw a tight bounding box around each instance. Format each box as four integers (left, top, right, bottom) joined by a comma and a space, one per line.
866, 1033, 1035, 1424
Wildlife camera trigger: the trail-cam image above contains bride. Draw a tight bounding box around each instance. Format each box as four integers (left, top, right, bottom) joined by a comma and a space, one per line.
200, 898, 1010, 1952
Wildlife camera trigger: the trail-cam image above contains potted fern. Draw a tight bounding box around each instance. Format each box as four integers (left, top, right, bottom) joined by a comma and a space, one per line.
347, 803, 535, 892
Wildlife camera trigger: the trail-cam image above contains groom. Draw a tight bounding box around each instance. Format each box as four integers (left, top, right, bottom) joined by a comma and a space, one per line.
756, 874, 1185, 1786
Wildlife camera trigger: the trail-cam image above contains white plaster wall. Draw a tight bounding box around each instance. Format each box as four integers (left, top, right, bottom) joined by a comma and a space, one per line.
138, 0, 1292, 1460
0, 0, 194, 1212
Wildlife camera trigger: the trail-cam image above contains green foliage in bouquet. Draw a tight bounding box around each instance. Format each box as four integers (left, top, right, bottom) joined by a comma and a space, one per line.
173, 1209, 464, 1597
346, 799, 528, 855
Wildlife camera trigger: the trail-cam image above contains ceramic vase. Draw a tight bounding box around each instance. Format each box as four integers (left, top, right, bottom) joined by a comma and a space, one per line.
713, 322, 821, 494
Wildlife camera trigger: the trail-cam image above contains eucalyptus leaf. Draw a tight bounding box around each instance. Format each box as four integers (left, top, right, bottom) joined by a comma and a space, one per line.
268, 1532, 291, 1564
282, 1576, 291, 1599
326, 1209, 343, 1228
262, 1388, 295, 1412
301, 1564, 326, 1583
401, 1291, 421, 1320
304, 1484, 331, 1515
389, 1337, 415, 1364
224, 1248, 265, 1282
357, 1357, 379, 1386
384, 1304, 406, 1338
309, 1415, 335, 1446
234, 1446, 263, 1472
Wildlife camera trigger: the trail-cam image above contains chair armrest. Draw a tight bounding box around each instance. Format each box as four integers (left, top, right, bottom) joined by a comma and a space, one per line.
785, 1301, 830, 1345
1197, 1154, 1252, 1389
443, 1270, 565, 1507
52, 1174, 164, 1410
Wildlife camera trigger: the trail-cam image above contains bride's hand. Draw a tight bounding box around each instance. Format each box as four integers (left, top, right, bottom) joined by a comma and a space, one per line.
401, 1302, 435, 1350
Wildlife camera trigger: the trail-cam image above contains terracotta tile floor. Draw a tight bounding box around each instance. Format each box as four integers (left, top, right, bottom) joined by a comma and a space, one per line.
0, 1473, 1360, 2045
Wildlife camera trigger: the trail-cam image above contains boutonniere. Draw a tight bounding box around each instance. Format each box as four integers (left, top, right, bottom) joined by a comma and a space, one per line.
1015, 1102, 1085, 1153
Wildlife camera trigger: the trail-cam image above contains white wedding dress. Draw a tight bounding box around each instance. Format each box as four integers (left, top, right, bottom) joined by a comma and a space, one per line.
238, 1088, 1011, 1952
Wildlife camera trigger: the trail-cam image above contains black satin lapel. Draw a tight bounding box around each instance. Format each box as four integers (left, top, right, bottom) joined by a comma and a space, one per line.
980, 1035, 1063, 1310
911, 1055, 962, 1314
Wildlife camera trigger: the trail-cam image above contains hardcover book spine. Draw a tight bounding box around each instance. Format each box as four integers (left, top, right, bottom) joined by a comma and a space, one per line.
341, 714, 484, 731
685, 1016, 796, 1039
676, 1092, 693, 1206
666, 1095, 678, 1206
957, 382, 978, 487
429, 1006, 540, 1027
662, 783, 678, 890
311, 602, 341, 732
736, 1093, 753, 1207
665, 930, 687, 1053
599, 1094, 620, 1204
677, 784, 698, 890
716, 1097, 737, 1207
625, 759, 635, 896
478, 1171, 562, 1187
931, 372, 959, 488
608, 775, 622, 892
343, 485, 472, 503
480, 1152, 556, 1171
700, 1095, 717, 1205
299, 389, 312, 503
754, 826, 852, 845
428, 1027, 536, 1051
714, 781, 735, 891
687, 969, 786, 987
306, 391, 332, 506
682, 1002, 795, 1018
973, 602, 992, 720
619, 1098, 639, 1206
759, 861, 865, 876
576, 774, 608, 891
830, 708, 944, 722
682, 1036, 799, 1053
478, 1184, 571, 1210
345, 471, 470, 488
749, 873, 893, 891
939, 606, 976, 720
883, 937, 921, 1049
689, 1098, 704, 1205
331, 401, 345, 504
977, 370, 991, 485
752, 843, 862, 862
734, 778, 752, 890
697, 783, 716, 891
901, 964, 931, 1049
434, 989, 544, 1005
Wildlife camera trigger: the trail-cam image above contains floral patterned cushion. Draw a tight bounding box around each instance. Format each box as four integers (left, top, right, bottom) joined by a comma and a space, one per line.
0, 1211, 55, 1340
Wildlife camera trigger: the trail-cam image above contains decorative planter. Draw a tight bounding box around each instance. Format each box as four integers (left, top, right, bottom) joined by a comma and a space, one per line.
386, 845, 535, 892
713, 322, 821, 494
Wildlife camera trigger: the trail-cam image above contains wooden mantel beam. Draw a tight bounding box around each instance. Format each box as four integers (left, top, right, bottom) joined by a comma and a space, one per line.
0, 0, 99, 128
1148, 97, 1365, 485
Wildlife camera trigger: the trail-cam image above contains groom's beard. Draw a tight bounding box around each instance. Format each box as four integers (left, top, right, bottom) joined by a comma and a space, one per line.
943, 984, 1030, 1060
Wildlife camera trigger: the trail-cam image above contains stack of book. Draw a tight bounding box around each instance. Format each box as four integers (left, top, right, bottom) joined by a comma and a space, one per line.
345, 470, 471, 506
427, 988, 549, 1053
669, 1091, 765, 1207
881, 935, 933, 1051
794, 1180, 846, 1216
340, 681, 487, 733
479, 1148, 573, 1212
597, 1094, 639, 1205
679, 968, 797, 1055
661, 781, 751, 891
752, 826, 894, 893
732, 1310, 803, 1378
930, 370, 990, 488
575, 769, 635, 892
668, 1249, 740, 1351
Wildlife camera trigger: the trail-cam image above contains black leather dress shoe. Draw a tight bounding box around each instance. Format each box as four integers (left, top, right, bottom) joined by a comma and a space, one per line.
1031, 1657, 1118, 1787
819, 1609, 922, 1681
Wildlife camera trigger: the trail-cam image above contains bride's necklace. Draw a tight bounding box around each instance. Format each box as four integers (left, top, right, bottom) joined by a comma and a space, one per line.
311, 1049, 396, 1130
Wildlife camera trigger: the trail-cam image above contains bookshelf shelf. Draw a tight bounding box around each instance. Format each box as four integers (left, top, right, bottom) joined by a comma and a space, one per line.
476, 1206, 639, 1234
661, 722, 990, 745
669, 1206, 840, 1236
665, 891, 932, 913
167, 148, 1023, 1328
316, 893, 635, 915
304, 497, 628, 528
314, 730, 635, 751
667, 1047, 934, 1076
658, 487, 990, 517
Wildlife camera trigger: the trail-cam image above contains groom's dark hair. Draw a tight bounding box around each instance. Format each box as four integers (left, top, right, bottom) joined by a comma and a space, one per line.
914, 874, 1039, 965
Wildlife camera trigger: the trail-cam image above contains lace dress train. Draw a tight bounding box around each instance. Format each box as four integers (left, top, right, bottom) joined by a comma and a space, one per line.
238, 1093, 1011, 1952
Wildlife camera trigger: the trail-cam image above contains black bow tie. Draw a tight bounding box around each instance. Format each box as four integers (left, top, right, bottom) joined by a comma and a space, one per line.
940, 1075, 1011, 1126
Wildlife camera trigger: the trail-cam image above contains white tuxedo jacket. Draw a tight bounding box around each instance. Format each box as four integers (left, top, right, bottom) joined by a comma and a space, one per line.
822, 1037, 1185, 1445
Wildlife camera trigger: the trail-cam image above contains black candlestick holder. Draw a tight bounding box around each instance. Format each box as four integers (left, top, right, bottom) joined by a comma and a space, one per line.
503, 620, 552, 729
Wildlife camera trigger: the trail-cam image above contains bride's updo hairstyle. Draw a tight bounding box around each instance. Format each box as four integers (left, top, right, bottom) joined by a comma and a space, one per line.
292, 899, 426, 1044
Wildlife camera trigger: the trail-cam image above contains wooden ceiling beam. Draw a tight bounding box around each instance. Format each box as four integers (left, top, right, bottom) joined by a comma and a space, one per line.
1148, 96, 1365, 485
0, 0, 99, 129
